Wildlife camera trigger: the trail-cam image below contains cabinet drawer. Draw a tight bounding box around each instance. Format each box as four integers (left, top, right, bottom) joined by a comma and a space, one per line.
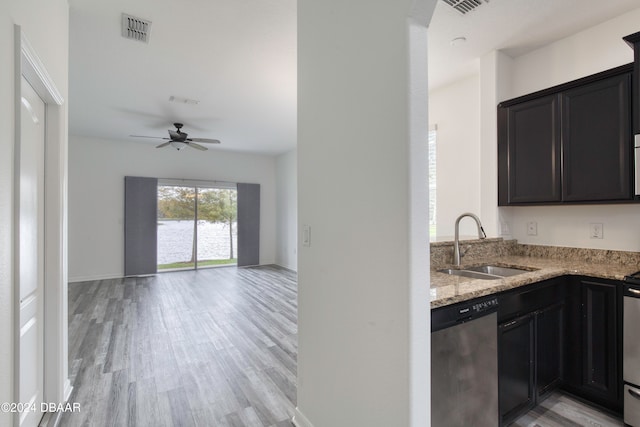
498, 278, 565, 322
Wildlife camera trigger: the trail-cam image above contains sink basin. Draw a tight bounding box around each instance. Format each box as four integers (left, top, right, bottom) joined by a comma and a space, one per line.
437, 264, 536, 280
437, 268, 501, 280
464, 265, 532, 277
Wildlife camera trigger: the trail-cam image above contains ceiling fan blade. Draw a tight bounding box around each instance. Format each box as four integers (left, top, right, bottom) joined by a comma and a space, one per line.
188, 142, 208, 151
188, 138, 221, 144
130, 135, 170, 140
155, 141, 172, 149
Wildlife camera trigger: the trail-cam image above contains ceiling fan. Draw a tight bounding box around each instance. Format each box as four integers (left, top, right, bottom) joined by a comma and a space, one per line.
131, 123, 221, 151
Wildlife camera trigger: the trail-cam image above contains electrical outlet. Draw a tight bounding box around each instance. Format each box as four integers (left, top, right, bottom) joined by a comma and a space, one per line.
590, 223, 603, 239
527, 221, 537, 236
500, 222, 511, 235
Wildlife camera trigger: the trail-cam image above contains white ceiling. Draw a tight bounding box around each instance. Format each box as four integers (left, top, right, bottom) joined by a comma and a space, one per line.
68, 0, 640, 155
427, 0, 640, 90
69, 0, 297, 154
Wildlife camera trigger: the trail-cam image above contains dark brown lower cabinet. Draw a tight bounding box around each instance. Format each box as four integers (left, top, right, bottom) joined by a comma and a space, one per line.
499, 313, 535, 425
564, 277, 623, 412
498, 276, 623, 424
537, 303, 564, 397
498, 279, 566, 425
498, 303, 564, 426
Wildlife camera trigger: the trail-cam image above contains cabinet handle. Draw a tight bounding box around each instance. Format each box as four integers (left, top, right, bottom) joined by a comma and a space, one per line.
629, 288, 640, 296
501, 320, 518, 328
629, 388, 640, 400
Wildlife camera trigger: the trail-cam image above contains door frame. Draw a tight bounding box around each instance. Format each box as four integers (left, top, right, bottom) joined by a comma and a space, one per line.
13, 25, 70, 426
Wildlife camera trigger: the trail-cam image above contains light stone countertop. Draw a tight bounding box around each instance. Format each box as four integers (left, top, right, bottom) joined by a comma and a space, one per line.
430, 254, 639, 309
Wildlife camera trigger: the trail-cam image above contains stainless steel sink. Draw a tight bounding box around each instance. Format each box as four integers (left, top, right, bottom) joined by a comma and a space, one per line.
437, 268, 502, 280
464, 265, 531, 277
437, 264, 535, 280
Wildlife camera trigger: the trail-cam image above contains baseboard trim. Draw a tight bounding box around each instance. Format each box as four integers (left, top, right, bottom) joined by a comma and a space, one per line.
292, 407, 313, 427
272, 264, 297, 273
69, 263, 298, 283
41, 411, 60, 427
68, 273, 123, 283
63, 379, 73, 402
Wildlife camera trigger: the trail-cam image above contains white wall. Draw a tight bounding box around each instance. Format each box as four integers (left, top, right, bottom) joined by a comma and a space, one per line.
509, 8, 640, 99
275, 149, 297, 271
68, 136, 278, 281
480, 51, 513, 238
500, 7, 640, 251
502, 205, 640, 252
429, 74, 481, 237
296, 0, 434, 426
1, 1, 69, 425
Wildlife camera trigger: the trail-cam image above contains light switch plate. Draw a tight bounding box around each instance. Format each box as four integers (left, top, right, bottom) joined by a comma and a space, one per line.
302, 225, 311, 247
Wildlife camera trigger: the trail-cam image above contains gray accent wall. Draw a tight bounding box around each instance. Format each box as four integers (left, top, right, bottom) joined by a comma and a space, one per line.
124, 176, 158, 276
237, 183, 260, 267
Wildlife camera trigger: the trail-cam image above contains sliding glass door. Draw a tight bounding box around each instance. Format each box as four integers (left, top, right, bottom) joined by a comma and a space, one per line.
197, 188, 237, 267
157, 182, 237, 271
157, 185, 197, 270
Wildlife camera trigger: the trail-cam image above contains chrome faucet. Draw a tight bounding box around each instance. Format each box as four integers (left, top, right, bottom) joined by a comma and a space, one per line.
453, 212, 486, 266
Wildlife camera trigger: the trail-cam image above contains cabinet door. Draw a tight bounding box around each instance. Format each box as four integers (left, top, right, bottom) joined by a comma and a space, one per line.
536, 303, 564, 398
499, 313, 535, 425
562, 74, 632, 201
623, 32, 640, 134
582, 280, 620, 405
499, 95, 561, 204
563, 278, 584, 391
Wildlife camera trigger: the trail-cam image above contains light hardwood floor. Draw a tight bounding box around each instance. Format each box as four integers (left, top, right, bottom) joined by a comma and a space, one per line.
512, 392, 623, 427
62, 265, 624, 427
62, 266, 297, 427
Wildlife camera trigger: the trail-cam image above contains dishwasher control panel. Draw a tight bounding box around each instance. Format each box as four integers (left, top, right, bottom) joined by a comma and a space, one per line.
472, 298, 499, 314
432, 295, 499, 333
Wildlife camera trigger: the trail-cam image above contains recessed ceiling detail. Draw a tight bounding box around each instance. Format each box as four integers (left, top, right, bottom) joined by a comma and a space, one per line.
442, 0, 488, 15
122, 13, 151, 43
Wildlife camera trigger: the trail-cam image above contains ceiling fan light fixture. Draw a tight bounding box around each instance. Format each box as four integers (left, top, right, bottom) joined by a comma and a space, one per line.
131, 123, 220, 151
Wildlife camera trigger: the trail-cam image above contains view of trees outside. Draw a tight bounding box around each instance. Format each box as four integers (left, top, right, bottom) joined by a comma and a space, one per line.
157, 185, 237, 270
197, 188, 237, 261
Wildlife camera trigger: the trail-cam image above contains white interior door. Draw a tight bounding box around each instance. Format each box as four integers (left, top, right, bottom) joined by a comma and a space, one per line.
18, 76, 45, 427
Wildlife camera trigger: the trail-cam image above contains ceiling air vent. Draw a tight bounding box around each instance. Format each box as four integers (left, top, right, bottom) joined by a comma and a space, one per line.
442, 0, 488, 15
122, 13, 151, 43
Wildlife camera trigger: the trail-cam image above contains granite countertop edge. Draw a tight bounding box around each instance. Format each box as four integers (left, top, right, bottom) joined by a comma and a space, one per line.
430, 255, 639, 309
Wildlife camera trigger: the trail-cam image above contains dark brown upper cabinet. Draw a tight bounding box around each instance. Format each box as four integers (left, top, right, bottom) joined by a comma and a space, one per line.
498, 65, 633, 205
624, 31, 640, 134
498, 94, 561, 204
562, 74, 631, 201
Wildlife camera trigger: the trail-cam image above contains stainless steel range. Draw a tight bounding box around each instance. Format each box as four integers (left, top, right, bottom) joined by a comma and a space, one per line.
623, 272, 640, 426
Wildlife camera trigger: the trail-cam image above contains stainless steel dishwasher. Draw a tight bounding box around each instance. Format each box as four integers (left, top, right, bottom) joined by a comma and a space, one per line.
431, 294, 499, 427
623, 274, 640, 426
